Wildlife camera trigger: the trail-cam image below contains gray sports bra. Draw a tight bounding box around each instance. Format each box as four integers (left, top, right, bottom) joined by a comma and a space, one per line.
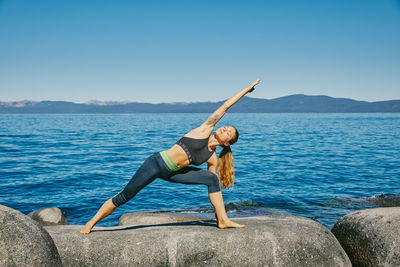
176, 136, 215, 165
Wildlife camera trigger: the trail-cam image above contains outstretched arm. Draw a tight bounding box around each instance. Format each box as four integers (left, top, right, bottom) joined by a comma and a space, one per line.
202, 78, 261, 128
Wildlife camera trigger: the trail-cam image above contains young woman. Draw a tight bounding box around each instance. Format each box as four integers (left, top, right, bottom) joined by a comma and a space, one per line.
80, 78, 261, 234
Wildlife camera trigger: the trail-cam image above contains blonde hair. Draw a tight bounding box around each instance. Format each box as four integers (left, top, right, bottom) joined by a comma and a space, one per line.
217, 127, 239, 189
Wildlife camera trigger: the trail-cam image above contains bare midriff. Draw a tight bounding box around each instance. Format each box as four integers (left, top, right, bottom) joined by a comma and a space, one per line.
166, 144, 191, 168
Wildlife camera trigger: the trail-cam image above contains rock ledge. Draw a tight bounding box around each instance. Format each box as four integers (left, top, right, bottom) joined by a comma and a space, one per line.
45, 214, 351, 267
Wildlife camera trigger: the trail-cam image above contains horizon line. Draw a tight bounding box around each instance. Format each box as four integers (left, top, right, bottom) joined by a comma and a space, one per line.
2, 94, 400, 105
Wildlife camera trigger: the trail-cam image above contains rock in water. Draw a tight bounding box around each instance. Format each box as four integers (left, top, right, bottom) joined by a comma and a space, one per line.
28, 207, 68, 226
367, 194, 400, 207
45, 215, 351, 266
118, 212, 199, 226
0, 204, 62, 267
332, 207, 400, 267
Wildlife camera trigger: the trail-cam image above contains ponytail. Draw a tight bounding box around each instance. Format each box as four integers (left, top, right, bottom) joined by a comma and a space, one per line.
217, 146, 235, 189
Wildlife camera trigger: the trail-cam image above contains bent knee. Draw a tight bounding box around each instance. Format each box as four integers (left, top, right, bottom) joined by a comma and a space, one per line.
206, 172, 221, 193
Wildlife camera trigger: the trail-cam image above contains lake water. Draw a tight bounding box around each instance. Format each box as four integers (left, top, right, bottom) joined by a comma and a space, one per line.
1, 113, 399, 229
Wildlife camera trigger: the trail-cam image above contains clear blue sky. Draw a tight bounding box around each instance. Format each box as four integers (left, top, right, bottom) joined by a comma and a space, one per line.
0, 0, 399, 103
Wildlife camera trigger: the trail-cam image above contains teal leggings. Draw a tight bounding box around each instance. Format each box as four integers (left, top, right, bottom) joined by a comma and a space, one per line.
111, 152, 221, 207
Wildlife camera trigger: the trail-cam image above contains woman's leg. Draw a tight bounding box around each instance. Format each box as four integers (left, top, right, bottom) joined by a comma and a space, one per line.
80, 153, 161, 234
161, 167, 245, 229
208, 191, 245, 229
80, 198, 117, 234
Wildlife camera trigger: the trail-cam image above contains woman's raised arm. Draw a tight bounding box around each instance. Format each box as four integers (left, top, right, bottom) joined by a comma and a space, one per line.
202, 78, 261, 128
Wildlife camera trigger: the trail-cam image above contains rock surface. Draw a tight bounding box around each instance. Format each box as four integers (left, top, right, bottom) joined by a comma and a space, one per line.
118, 212, 199, 226
332, 207, 400, 267
366, 194, 400, 207
45, 214, 351, 267
28, 207, 68, 226
0, 204, 62, 267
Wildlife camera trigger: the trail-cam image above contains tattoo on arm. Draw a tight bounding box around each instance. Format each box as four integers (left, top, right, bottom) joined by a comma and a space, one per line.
206, 113, 220, 125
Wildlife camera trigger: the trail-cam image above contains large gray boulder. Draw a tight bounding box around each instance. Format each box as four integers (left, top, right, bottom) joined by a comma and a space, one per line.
118, 212, 199, 226
45, 214, 351, 266
0, 204, 62, 267
28, 207, 68, 226
332, 207, 400, 267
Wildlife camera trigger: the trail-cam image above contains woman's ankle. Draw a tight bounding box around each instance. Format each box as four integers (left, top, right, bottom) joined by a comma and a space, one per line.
216, 215, 229, 224
86, 219, 96, 227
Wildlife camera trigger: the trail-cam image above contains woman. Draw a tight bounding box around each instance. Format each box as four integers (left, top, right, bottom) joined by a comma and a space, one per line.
80, 78, 261, 234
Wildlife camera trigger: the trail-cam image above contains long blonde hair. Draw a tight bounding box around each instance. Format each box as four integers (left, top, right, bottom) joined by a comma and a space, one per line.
217, 127, 239, 189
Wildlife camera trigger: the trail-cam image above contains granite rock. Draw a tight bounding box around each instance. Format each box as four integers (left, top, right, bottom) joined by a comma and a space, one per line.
45, 214, 351, 267
332, 207, 400, 267
0, 204, 62, 267
28, 207, 68, 226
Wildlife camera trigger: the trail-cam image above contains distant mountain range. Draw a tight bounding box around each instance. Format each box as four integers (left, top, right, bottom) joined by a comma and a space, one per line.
0, 95, 399, 113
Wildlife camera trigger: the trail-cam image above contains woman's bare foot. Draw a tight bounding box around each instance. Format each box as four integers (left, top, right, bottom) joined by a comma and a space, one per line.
79, 198, 117, 235
218, 219, 245, 229
80, 221, 94, 234
215, 214, 245, 229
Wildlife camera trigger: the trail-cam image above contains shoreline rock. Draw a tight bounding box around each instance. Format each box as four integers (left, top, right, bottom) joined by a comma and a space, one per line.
45, 215, 351, 266
28, 207, 68, 226
0, 204, 62, 267
332, 207, 400, 267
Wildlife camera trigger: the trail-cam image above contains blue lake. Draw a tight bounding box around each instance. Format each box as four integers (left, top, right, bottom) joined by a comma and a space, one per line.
1, 113, 399, 229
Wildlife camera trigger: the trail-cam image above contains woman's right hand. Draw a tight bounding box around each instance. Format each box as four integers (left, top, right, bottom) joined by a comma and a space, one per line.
248, 78, 261, 92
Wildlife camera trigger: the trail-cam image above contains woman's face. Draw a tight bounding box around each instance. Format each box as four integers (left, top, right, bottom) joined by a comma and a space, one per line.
215, 126, 235, 146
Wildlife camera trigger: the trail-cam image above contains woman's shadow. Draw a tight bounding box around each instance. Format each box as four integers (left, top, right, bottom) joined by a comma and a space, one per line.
91, 219, 217, 232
